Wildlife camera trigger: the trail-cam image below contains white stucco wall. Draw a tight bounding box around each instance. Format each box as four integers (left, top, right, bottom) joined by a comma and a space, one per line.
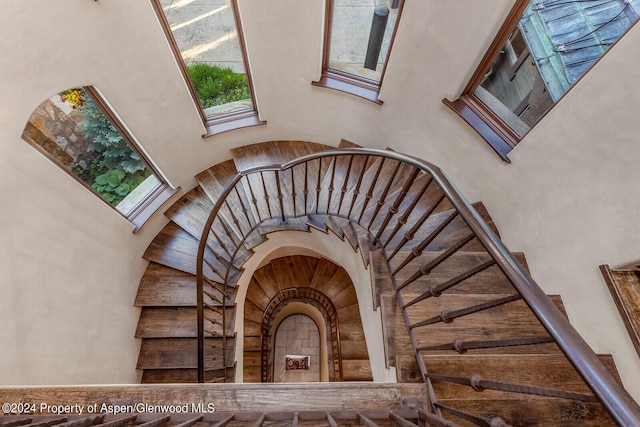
1, 0, 639, 400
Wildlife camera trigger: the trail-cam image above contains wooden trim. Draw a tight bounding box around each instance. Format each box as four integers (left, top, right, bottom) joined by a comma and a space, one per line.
320, 0, 334, 77
442, 97, 514, 162
129, 184, 180, 233
0, 383, 427, 412
462, 0, 531, 95
378, 0, 406, 85
600, 265, 640, 360
312, 71, 383, 104
149, 0, 259, 132
203, 111, 266, 137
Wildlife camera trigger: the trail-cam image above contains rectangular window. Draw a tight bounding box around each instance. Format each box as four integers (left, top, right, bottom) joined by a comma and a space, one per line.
152, 0, 263, 134
313, 0, 405, 103
444, 0, 640, 161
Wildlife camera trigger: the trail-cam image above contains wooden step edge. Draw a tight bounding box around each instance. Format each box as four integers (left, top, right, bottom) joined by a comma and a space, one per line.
342, 221, 360, 252
306, 214, 329, 233
379, 294, 395, 369
325, 216, 345, 240
338, 139, 363, 148
369, 248, 393, 311
258, 217, 310, 235
356, 231, 373, 268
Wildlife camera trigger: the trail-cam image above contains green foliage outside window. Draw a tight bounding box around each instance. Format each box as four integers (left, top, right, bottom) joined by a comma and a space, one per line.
186, 63, 250, 109
67, 90, 151, 206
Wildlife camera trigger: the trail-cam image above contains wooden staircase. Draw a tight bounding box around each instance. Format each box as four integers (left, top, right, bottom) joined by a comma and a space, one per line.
243, 255, 373, 383
131, 139, 634, 425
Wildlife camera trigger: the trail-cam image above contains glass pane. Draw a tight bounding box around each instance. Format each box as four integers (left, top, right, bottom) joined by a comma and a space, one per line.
476, 0, 640, 138
22, 88, 161, 216
160, 0, 252, 119
329, 1, 400, 82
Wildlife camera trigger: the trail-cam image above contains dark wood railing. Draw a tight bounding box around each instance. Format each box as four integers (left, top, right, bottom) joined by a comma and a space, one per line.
196, 148, 640, 425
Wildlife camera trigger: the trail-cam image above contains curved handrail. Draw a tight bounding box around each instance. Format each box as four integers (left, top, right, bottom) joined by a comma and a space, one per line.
196, 147, 640, 425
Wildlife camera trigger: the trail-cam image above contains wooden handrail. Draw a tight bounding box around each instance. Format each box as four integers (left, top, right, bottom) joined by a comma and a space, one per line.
196, 148, 640, 425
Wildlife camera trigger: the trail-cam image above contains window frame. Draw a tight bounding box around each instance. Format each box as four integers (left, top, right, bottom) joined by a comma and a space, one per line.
443, 0, 639, 162
150, 0, 264, 136
312, 0, 406, 104
22, 86, 177, 232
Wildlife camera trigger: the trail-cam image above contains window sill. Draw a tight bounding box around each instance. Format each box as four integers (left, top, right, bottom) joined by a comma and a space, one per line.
442, 96, 519, 163
129, 184, 180, 233
203, 110, 266, 137
312, 71, 383, 105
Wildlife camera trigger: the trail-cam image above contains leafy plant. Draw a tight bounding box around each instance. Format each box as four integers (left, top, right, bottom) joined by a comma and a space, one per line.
78, 96, 147, 174
64, 89, 152, 207
186, 63, 250, 108
91, 168, 150, 205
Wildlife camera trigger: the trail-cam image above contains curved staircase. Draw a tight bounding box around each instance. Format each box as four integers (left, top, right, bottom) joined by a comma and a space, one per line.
243, 255, 373, 383
132, 139, 633, 425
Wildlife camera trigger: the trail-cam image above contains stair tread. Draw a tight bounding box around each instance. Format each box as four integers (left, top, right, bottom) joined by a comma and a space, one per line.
380, 294, 415, 371
314, 153, 368, 216
195, 159, 241, 200
369, 249, 392, 310
258, 217, 309, 235
306, 214, 329, 232
356, 228, 372, 268
386, 203, 496, 266
270, 256, 320, 290
341, 219, 360, 251
141, 368, 234, 384
400, 294, 567, 328
324, 216, 345, 240
137, 338, 234, 370
356, 159, 421, 229
394, 251, 529, 295
424, 354, 619, 399
341, 359, 373, 381
135, 263, 228, 307
231, 140, 334, 171
196, 159, 258, 244
143, 222, 224, 282
323, 269, 358, 309
164, 186, 249, 269
164, 185, 214, 240
136, 307, 234, 338
435, 398, 616, 426
232, 141, 333, 221
338, 139, 363, 148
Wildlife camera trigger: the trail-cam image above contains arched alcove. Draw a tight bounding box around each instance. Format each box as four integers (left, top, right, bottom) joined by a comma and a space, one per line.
242, 253, 373, 382
273, 314, 321, 382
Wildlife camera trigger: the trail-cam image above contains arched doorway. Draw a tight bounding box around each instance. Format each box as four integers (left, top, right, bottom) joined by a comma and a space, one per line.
273, 314, 321, 382
242, 255, 373, 382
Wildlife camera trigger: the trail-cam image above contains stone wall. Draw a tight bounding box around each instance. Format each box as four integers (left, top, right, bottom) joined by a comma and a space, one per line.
22, 98, 90, 169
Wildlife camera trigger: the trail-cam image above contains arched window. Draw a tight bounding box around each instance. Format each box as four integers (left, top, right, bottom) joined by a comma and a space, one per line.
22, 86, 175, 231
313, 0, 406, 103
151, 0, 263, 135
